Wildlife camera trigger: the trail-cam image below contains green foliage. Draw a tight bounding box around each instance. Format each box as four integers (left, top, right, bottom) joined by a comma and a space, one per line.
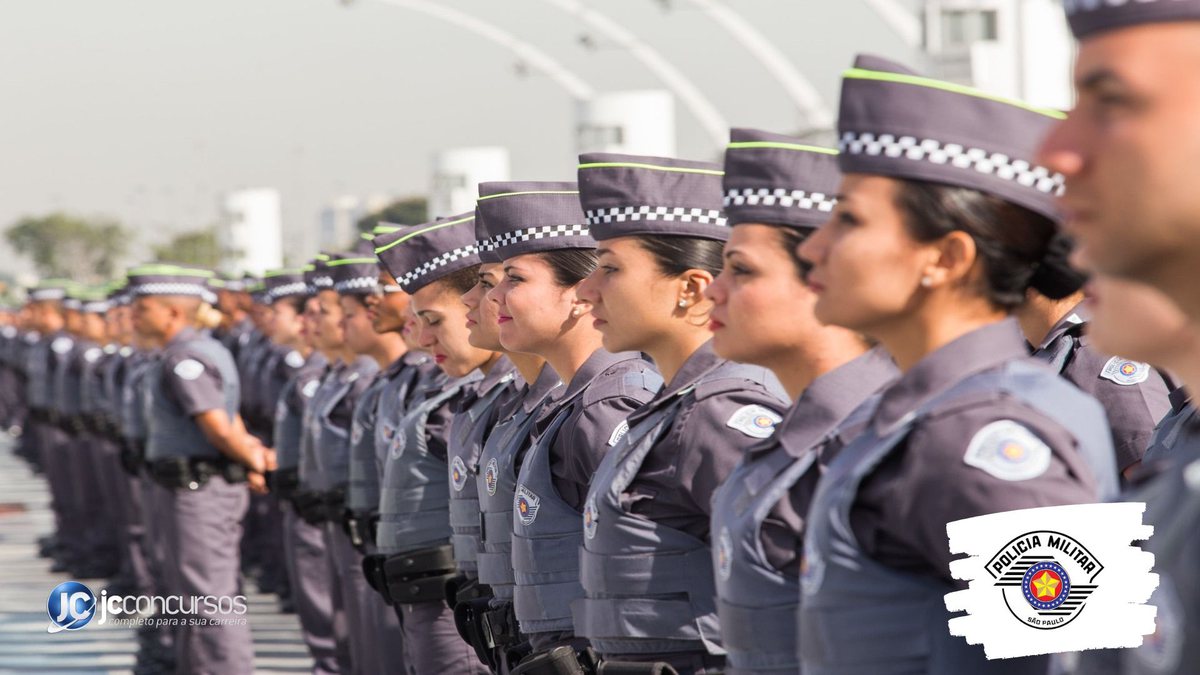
5, 212, 131, 282
356, 196, 427, 233
152, 227, 225, 269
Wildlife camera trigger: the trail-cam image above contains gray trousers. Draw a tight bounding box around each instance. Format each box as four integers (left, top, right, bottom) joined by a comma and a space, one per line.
35, 422, 76, 558
163, 475, 253, 675
96, 437, 152, 592
325, 527, 409, 674
282, 507, 341, 675
395, 599, 489, 675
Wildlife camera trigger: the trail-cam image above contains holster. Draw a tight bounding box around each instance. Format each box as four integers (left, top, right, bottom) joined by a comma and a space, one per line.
119, 439, 144, 477
445, 573, 491, 610
362, 553, 393, 604
344, 510, 378, 554
383, 544, 458, 605
292, 490, 327, 525
275, 467, 300, 500
511, 646, 599, 675
454, 596, 500, 671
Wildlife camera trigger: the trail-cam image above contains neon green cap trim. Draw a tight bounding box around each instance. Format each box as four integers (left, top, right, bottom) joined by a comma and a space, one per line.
476, 191, 578, 202
374, 215, 475, 254
726, 141, 838, 155
325, 257, 378, 267
373, 225, 401, 235
842, 68, 1067, 120
576, 161, 724, 176
263, 268, 303, 277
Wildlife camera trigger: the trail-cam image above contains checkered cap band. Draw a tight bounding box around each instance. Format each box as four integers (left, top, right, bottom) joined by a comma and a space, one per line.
397, 244, 479, 293
490, 224, 590, 256
839, 131, 1065, 196
130, 282, 216, 304
312, 276, 334, 289
334, 276, 379, 294
584, 205, 727, 228
62, 299, 82, 311
83, 301, 110, 313
29, 288, 67, 302
1064, 0, 1200, 37
267, 282, 309, 301
723, 188, 837, 214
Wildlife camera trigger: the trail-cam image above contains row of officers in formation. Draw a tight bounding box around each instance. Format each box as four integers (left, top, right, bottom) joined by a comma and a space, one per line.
3, 3, 1200, 674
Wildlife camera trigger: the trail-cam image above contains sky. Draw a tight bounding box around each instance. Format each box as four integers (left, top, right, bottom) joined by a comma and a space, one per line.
0, 0, 924, 278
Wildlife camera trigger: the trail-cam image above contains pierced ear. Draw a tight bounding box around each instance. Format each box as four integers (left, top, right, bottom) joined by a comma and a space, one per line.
681, 270, 714, 303
926, 231, 978, 286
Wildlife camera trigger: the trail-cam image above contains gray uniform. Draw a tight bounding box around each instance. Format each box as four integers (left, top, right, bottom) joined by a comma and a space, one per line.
710, 349, 897, 675
574, 343, 786, 674
1142, 388, 1196, 466
800, 320, 1115, 675
144, 326, 253, 674
512, 349, 661, 653
276, 351, 340, 675
1033, 305, 1172, 473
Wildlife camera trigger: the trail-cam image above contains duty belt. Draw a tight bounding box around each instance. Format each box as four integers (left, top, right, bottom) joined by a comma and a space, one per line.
362, 544, 457, 606
148, 457, 247, 491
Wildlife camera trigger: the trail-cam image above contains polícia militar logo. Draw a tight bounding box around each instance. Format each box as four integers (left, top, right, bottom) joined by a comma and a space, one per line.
47, 581, 96, 633
987, 531, 1101, 630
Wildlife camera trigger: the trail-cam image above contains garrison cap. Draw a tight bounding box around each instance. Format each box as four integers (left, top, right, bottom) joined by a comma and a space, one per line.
473, 205, 500, 264
126, 264, 218, 304
837, 55, 1066, 222
262, 269, 308, 302
62, 285, 86, 311
329, 256, 380, 296
374, 213, 481, 294
106, 279, 131, 307
78, 286, 111, 314
1065, 0, 1200, 39
28, 279, 73, 303
722, 128, 841, 230
476, 181, 593, 261
577, 153, 729, 242
303, 253, 336, 294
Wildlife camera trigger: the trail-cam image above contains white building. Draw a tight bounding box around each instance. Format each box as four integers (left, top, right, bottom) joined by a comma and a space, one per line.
220, 188, 283, 275
429, 147, 511, 219
921, 0, 1074, 109
316, 194, 392, 254
576, 90, 676, 157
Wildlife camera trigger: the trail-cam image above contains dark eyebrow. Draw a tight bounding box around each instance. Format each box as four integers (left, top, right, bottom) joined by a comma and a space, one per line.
1076, 67, 1124, 93
595, 246, 613, 257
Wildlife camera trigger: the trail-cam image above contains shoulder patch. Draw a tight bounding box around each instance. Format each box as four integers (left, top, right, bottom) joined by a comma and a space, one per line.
119, 346, 134, 358
962, 420, 1052, 482
450, 455, 470, 492
285, 350, 305, 369
172, 358, 205, 381
301, 379, 320, 398
51, 337, 74, 354
607, 419, 630, 447
514, 485, 541, 526
726, 404, 783, 439
485, 458, 500, 496
83, 348, 103, 363
1100, 356, 1151, 386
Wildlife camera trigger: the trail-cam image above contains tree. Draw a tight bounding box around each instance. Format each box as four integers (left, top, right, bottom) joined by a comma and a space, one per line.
357, 196, 428, 233
5, 212, 131, 282
152, 227, 225, 269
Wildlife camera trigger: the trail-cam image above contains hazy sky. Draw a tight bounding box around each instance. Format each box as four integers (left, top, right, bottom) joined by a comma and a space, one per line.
0, 0, 922, 276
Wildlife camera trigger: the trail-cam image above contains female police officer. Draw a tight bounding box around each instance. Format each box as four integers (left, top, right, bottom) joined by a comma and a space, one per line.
794, 55, 1119, 674
477, 181, 661, 674
568, 153, 786, 675
705, 129, 899, 675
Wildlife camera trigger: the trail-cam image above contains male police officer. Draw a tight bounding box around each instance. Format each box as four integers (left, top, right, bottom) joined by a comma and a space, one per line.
129, 263, 265, 674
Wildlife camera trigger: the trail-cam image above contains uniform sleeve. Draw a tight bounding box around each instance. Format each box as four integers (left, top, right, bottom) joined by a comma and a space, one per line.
673, 391, 785, 521
1067, 345, 1172, 471
424, 395, 457, 463
553, 394, 649, 510
161, 351, 228, 417
851, 396, 1100, 585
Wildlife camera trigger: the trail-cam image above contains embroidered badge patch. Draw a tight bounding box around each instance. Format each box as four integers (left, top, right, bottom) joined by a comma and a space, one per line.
963, 420, 1051, 482
485, 458, 499, 496
1100, 356, 1151, 386
285, 350, 305, 368
51, 337, 74, 354
450, 456, 470, 492
726, 405, 783, 439
83, 348, 102, 363
717, 527, 734, 581
172, 359, 205, 381
350, 423, 363, 446
607, 420, 630, 447
302, 380, 320, 398
583, 497, 599, 540
515, 485, 541, 526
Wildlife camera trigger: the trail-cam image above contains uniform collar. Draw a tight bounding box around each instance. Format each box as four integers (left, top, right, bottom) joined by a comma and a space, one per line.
627, 340, 722, 424
457, 355, 518, 411
766, 347, 898, 458
523, 362, 564, 414
551, 348, 635, 405
1036, 301, 1090, 352
166, 326, 199, 348
873, 319, 1029, 433
1168, 386, 1193, 414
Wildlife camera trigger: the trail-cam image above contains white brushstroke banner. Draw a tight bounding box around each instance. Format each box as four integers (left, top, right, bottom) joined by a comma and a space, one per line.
944, 502, 1157, 660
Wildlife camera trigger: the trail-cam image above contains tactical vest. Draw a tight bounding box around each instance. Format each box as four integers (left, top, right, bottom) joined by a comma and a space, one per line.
476, 372, 561, 601
144, 338, 240, 462
711, 421, 842, 673
575, 366, 765, 658
51, 337, 80, 416
1142, 394, 1198, 466
275, 359, 325, 472
346, 373, 388, 512
303, 366, 361, 492
799, 361, 1115, 675
449, 371, 516, 575
512, 370, 664, 636
376, 372, 480, 556
78, 345, 109, 416
355, 358, 437, 515
121, 354, 156, 443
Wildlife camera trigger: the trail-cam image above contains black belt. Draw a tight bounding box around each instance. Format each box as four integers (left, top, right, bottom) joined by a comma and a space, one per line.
343, 510, 379, 553
362, 544, 457, 605
293, 486, 345, 525
148, 457, 247, 491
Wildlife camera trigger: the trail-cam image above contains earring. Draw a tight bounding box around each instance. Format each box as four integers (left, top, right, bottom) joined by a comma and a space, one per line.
920, 276, 933, 288
677, 300, 688, 309
571, 307, 582, 318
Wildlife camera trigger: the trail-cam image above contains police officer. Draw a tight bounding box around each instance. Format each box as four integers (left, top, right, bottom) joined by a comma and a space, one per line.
458, 208, 562, 674
794, 56, 1118, 674
45, 282, 90, 575
567, 153, 786, 674
276, 259, 340, 675
1040, 3, 1200, 672
704, 129, 899, 675
1015, 240, 1172, 480
475, 182, 662, 674
129, 263, 263, 674
371, 213, 493, 675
